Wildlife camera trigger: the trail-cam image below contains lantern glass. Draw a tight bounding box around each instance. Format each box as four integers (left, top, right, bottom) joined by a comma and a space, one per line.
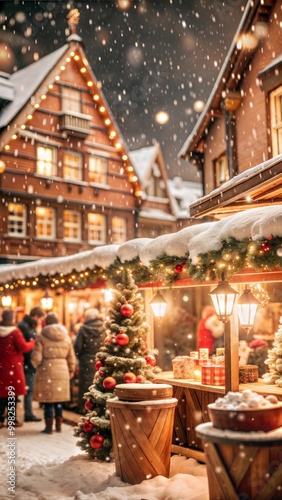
237, 288, 259, 332
150, 291, 167, 318
210, 280, 238, 322
41, 291, 53, 311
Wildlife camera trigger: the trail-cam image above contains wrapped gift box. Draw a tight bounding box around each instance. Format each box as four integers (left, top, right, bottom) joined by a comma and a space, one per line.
202, 365, 225, 386
172, 356, 195, 379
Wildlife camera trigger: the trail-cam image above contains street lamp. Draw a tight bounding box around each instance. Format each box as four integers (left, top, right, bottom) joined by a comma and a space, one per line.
209, 280, 238, 322
2, 294, 12, 307
41, 290, 53, 311
237, 286, 259, 333
150, 290, 167, 318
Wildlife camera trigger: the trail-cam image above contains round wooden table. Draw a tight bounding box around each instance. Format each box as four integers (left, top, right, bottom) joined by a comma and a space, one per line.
196, 422, 282, 499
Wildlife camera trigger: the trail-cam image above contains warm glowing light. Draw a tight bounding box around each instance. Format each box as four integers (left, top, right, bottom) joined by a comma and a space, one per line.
4, 144, 10, 150
116, 0, 131, 10
27, 114, 32, 120
129, 174, 138, 182
87, 81, 93, 87
48, 84, 53, 89
20, 125, 26, 130
74, 55, 80, 60
93, 94, 99, 101
150, 291, 167, 317
55, 75, 60, 81
105, 118, 111, 125
99, 106, 106, 113
237, 33, 258, 50
80, 67, 86, 73
115, 142, 121, 149
135, 189, 143, 197
126, 165, 133, 172
210, 281, 238, 322
193, 100, 205, 112
109, 131, 116, 138
34, 103, 40, 108
60, 65, 65, 71
122, 154, 128, 161
66, 57, 71, 62
155, 111, 169, 124
237, 287, 259, 333
246, 195, 252, 202
70, 51, 75, 57
41, 290, 53, 311
11, 134, 17, 140
2, 295, 12, 307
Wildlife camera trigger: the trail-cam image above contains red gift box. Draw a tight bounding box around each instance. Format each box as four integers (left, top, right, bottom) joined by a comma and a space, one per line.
201, 365, 225, 386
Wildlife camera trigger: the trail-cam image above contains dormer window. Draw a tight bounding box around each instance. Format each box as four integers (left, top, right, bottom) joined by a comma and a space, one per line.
270, 86, 282, 156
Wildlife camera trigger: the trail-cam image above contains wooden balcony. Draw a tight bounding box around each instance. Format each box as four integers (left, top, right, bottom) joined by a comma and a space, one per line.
59, 111, 91, 137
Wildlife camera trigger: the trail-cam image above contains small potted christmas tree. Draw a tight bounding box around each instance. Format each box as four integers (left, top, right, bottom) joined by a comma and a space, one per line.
263, 316, 282, 387
74, 269, 161, 460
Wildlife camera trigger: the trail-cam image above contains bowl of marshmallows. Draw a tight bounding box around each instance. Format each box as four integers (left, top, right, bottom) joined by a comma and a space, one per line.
208, 390, 282, 432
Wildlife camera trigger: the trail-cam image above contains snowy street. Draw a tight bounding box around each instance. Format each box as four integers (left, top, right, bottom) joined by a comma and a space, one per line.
0, 402, 208, 500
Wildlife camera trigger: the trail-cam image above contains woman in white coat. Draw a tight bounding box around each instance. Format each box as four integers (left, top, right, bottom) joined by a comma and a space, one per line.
31, 312, 76, 434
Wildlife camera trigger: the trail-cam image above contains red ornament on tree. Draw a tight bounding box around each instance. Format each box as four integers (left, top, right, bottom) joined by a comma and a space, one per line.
103, 376, 116, 390
116, 332, 129, 346
104, 334, 116, 344
83, 420, 94, 433
123, 372, 137, 383
136, 374, 145, 383
145, 354, 156, 367
90, 434, 104, 449
95, 360, 104, 371
175, 262, 184, 273
84, 399, 94, 411
120, 303, 134, 317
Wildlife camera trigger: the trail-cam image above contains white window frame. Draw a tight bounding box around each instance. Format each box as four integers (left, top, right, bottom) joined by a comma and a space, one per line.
89, 156, 107, 184
7, 203, 26, 237
35, 207, 55, 240
61, 86, 82, 113
111, 216, 126, 244
36, 145, 56, 177
270, 86, 282, 156
88, 213, 106, 245
63, 210, 81, 242
63, 151, 82, 181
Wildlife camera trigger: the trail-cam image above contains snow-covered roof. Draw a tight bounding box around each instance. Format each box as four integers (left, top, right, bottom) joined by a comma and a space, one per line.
167, 177, 202, 218
130, 146, 158, 183
0, 205, 282, 285
0, 45, 68, 128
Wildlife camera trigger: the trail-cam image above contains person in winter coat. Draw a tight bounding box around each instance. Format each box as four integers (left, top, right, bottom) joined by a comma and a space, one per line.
0, 309, 35, 428
31, 312, 76, 434
18, 306, 45, 422
74, 308, 105, 414
197, 305, 224, 355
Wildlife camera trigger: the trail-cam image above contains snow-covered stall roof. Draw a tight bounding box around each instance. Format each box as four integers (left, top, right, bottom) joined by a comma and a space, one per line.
0, 205, 282, 287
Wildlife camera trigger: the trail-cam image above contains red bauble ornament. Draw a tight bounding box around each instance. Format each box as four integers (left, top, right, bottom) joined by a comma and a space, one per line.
99, 370, 105, 377
136, 374, 145, 383
84, 399, 94, 411
123, 372, 137, 383
83, 420, 94, 433
95, 360, 104, 370
116, 332, 130, 346
103, 376, 116, 390
175, 263, 184, 273
120, 303, 134, 317
90, 434, 104, 449
145, 354, 156, 367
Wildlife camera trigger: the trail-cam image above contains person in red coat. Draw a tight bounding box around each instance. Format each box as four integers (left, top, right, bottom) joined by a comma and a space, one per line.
197, 305, 224, 355
0, 309, 35, 428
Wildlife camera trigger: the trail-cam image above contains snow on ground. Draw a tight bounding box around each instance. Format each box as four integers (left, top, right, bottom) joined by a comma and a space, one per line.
0, 403, 208, 500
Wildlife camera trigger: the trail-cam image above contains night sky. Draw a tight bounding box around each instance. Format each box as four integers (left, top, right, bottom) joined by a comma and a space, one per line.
0, 0, 247, 181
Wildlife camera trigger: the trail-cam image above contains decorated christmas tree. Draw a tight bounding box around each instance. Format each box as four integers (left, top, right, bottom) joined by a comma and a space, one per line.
74, 269, 161, 460
263, 316, 282, 387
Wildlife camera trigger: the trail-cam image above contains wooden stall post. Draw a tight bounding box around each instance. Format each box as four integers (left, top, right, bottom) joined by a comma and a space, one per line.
224, 314, 239, 392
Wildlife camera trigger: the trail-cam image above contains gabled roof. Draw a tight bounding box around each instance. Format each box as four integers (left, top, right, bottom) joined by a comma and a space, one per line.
130, 145, 158, 183
189, 153, 282, 219
179, 0, 276, 160
167, 177, 202, 219
0, 44, 68, 129
0, 34, 142, 196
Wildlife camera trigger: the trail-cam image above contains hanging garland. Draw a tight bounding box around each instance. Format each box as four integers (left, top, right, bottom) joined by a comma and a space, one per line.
1, 235, 282, 292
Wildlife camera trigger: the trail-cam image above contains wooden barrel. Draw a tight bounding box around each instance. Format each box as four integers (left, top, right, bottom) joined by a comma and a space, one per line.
107, 384, 177, 485
196, 423, 282, 499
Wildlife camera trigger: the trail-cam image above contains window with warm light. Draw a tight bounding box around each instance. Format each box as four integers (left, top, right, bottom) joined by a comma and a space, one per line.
111, 216, 126, 243
36, 146, 56, 176
214, 153, 229, 187
61, 86, 82, 113
35, 207, 55, 239
270, 86, 282, 155
63, 210, 81, 241
8, 203, 26, 237
88, 213, 106, 244
89, 156, 107, 184
63, 151, 82, 181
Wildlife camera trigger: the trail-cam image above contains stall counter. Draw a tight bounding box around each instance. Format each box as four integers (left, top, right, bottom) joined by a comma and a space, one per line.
154, 371, 282, 462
